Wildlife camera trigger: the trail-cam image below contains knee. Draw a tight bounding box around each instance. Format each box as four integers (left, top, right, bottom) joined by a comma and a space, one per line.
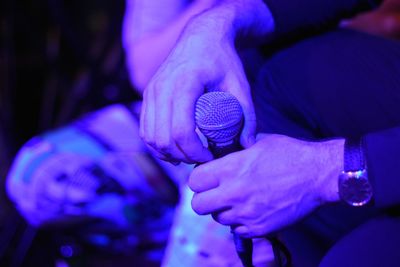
320, 216, 400, 267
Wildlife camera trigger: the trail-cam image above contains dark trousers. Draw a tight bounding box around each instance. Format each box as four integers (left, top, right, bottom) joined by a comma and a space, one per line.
249, 29, 400, 266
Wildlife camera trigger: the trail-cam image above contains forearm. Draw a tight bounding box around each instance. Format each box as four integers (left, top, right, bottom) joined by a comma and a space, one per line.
180, 0, 275, 45
124, 1, 217, 91
125, 0, 271, 91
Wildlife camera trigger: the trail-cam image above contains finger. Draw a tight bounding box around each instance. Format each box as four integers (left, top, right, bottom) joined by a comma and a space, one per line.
152, 79, 188, 162
233, 224, 274, 239
191, 189, 230, 215
240, 98, 257, 148
139, 89, 148, 139
252, 238, 275, 266
153, 79, 172, 153
222, 72, 256, 148
256, 133, 268, 141
211, 208, 239, 226
231, 225, 251, 238
141, 85, 156, 146
188, 163, 219, 193
171, 78, 213, 163
188, 151, 243, 192
145, 144, 181, 165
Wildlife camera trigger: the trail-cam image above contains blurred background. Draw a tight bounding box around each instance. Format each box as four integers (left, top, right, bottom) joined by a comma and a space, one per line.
0, 0, 147, 266
0, 0, 138, 159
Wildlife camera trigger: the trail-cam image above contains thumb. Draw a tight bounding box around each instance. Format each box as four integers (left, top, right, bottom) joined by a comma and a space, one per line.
240, 101, 256, 148
221, 74, 256, 148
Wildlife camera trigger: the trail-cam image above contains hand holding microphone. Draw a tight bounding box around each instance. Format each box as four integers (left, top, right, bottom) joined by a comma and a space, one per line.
192, 92, 290, 267
194, 91, 254, 267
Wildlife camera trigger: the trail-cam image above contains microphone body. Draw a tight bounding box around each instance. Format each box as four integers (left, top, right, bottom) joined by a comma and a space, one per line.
207, 137, 254, 267
195, 91, 253, 267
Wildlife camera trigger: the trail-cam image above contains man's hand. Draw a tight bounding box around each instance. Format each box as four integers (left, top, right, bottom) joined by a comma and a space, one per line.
188, 134, 343, 238
140, 0, 274, 164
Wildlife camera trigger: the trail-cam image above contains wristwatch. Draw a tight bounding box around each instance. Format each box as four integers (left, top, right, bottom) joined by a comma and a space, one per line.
338, 138, 373, 207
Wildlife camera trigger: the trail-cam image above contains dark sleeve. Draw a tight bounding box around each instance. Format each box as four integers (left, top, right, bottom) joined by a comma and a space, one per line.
364, 127, 400, 208
262, 0, 383, 39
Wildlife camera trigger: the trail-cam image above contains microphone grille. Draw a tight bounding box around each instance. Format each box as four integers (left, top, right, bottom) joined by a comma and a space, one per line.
195, 91, 243, 143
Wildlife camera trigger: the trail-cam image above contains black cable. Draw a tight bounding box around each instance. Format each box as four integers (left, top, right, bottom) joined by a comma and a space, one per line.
268, 236, 292, 267
233, 234, 254, 267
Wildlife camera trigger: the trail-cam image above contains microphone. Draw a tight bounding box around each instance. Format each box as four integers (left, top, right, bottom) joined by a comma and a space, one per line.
195, 91, 253, 267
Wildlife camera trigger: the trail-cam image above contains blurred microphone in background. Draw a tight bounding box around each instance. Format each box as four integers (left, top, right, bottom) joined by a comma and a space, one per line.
6, 103, 181, 264
6, 101, 248, 266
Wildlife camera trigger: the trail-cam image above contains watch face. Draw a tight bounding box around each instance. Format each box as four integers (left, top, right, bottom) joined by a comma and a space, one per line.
339, 171, 373, 207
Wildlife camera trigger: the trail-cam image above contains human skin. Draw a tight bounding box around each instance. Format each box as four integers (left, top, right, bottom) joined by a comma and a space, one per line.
140, 0, 274, 163
140, 0, 344, 238
123, 0, 218, 93
189, 134, 343, 237
343, 0, 400, 39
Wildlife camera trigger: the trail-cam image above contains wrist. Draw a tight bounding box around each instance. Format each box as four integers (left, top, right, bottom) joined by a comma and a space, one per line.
315, 138, 344, 204
183, 0, 275, 44
339, 138, 373, 206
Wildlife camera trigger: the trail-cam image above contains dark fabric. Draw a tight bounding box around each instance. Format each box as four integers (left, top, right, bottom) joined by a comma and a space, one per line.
250, 29, 400, 266
365, 127, 400, 208
262, 0, 383, 41
319, 216, 400, 267
254, 29, 400, 208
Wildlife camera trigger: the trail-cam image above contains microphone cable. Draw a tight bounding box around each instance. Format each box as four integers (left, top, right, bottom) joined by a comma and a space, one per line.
195, 91, 292, 267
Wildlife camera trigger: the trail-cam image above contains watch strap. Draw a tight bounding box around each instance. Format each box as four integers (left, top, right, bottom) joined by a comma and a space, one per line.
344, 138, 366, 172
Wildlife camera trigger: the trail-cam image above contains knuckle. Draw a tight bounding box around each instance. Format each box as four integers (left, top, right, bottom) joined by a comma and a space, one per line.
174, 129, 197, 150
143, 136, 155, 147
171, 128, 187, 142
212, 213, 229, 226
249, 226, 266, 238
247, 205, 259, 219
239, 204, 258, 221
154, 140, 171, 153
139, 131, 145, 140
